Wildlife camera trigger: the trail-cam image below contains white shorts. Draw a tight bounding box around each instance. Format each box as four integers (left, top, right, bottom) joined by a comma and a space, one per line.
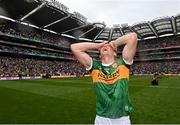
95, 115, 131, 125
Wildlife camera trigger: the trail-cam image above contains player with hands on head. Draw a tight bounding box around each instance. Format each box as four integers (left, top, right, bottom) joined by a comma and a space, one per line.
71, 32, 138, 125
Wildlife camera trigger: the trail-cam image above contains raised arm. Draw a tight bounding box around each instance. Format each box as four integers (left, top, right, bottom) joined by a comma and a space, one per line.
70, 42, 105, 68
110, 32, 138, 64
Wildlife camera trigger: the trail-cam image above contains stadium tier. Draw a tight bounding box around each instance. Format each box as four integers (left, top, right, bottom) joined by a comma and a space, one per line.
0, 0, 179, 78
0, 56, 87, 77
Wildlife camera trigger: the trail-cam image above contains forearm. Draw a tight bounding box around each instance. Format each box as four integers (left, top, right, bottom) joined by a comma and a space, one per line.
110, 32, 138, 64
110, 32, 137, 48
70, 42, 101, 52
70, 42, 104, 68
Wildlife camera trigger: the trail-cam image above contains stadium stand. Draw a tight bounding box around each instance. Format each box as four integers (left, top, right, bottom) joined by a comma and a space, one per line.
131, 35, 180, 75
0, 21, 71, 48
132, 61, 179, 75
0, 0, 179, 79
0, 56, 87, 77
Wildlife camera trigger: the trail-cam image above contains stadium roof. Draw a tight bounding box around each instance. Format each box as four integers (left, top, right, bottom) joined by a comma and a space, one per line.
0, 0, 180, 41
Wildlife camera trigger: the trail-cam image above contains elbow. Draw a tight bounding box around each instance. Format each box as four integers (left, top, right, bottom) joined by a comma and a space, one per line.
129, 32, 138, 46
70, 43, 83, 54
129, 32, 138, 41
70, 44, 76, 52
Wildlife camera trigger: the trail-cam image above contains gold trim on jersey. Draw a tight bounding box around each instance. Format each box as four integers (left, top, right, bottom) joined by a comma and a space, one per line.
91, 65, 129, 84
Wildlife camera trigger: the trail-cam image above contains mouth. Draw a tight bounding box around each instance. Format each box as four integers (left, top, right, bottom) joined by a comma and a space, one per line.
99, 44, 111, 52
102, 47, 108, 52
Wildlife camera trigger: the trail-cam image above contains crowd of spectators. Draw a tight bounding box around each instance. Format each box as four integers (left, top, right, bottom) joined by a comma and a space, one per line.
1, 22, 180, 50
0, 22, 179, 76
1, 44, 179, 61
137, 35, 180, 50
116, 34, 180, 52
0, 45, 74, 59
1, 22, 179, 51
0, 56, 179, 77
131, 61, 179, 74
0, 56, 88, 77
0, 22, 71, 48
0, 54, 179, 77
134, 52, 179, 60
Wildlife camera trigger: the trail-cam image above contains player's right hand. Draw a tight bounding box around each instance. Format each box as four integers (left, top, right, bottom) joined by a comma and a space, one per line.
97, 41, 108, 50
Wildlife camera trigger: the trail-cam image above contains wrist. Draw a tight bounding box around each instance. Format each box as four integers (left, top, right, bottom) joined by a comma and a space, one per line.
95, 42, 106, 50
110, 41, 117, 50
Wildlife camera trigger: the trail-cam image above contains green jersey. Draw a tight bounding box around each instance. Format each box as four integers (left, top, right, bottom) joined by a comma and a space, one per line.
89, 57, 133, 119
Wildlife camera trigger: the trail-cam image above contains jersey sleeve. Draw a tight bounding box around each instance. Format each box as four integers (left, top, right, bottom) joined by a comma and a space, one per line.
118, 56, 133, 69
86, 58, 100, 71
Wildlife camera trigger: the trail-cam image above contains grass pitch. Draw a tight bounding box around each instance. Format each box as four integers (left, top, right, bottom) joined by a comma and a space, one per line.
0, 76, 179, 124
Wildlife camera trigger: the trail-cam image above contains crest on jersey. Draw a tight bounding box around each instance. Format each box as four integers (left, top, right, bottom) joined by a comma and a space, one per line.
112, 62, 118, 68
125, 105, 129, 111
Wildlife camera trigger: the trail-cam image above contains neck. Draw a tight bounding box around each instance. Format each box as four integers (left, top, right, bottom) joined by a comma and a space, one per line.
101, 55, 115, 65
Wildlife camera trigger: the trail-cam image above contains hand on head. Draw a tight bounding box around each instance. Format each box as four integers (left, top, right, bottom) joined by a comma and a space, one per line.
97, 41, 117, 52
97, 41, 117, 54
97, 41, 108, 50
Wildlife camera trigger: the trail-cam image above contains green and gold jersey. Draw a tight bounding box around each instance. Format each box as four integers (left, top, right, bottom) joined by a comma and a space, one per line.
89, 56, 133, 119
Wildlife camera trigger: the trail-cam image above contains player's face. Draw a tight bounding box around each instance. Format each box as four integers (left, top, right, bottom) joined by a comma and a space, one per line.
99, 44, 116, 56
